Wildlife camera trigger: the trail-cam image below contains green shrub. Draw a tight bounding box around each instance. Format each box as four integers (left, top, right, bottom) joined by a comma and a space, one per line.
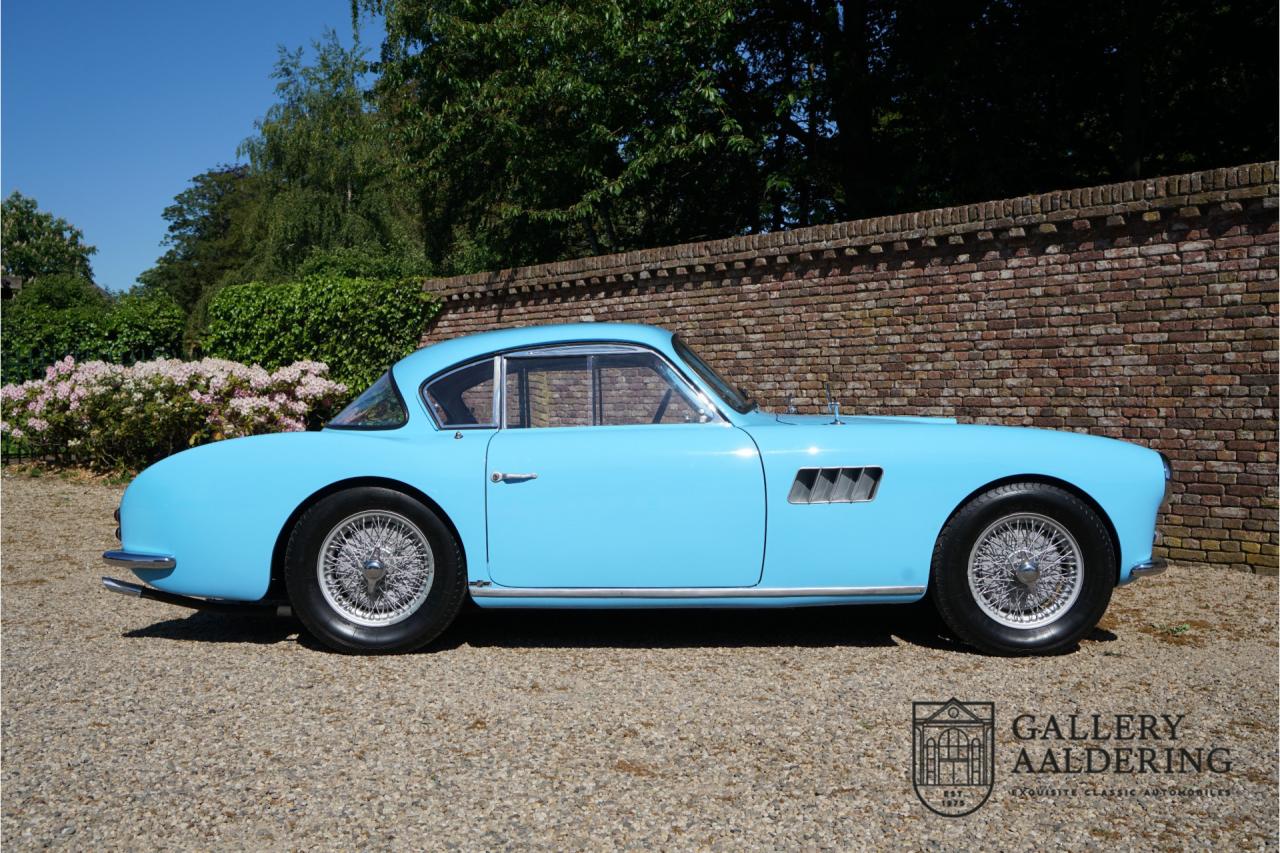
1, 302, 105, 382
203, 275, 439, 389
100, 292, 186, 363
8, 273, 108, 311
1, 277, 184, 383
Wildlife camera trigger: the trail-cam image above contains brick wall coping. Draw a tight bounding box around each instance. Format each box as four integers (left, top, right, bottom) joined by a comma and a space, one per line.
423, 161, 1277, 301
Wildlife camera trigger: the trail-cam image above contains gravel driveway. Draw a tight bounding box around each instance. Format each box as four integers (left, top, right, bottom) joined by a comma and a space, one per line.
3, 473, 1277, 850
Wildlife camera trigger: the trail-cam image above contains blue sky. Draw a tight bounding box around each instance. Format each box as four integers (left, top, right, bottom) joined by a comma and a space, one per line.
3, 1, 381, 292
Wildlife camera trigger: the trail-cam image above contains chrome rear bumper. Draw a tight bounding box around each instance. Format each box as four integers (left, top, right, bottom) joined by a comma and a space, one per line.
101, 576, 288, 616
1127, 558, 1168, 583
102, 576, 146, 597
102, 550, 175, 571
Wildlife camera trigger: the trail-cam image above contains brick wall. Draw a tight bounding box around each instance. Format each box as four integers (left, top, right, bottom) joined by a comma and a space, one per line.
420, 163, 1279, 573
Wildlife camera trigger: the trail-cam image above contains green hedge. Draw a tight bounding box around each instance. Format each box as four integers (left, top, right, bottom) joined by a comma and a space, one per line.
1, 277, 184, 383
203, 275, 440, 389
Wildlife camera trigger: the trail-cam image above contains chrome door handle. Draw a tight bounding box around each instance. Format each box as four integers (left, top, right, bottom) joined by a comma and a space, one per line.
491, 471, 538, 483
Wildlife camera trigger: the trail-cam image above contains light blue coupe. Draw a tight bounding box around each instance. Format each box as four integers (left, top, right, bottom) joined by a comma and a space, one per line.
103, 323, 1170, 654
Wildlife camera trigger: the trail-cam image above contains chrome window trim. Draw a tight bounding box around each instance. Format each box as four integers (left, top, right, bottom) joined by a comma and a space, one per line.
419, 339, 729, 430
499, 352, 509, 429
672, 335, 755, 415
503, 343, 648, 358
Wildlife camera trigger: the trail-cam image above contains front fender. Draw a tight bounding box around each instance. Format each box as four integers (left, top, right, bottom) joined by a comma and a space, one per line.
747, 421, 1166, 589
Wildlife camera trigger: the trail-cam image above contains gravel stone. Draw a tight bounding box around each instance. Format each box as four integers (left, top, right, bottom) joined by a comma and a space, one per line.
3, 473, 1277, 849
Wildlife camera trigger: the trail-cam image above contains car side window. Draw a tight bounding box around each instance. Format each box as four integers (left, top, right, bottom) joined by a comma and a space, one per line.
424, 359, 497, 427
505, 356, 592, 428
596, 353, 705, 425
504, 350, 710, 428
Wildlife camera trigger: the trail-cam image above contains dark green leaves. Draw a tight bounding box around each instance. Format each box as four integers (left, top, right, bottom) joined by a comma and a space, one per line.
1, 283, 184, 383
203, 275, 441, 389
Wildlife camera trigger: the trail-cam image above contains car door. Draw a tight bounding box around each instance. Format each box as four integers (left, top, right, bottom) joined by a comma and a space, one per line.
485, 345, 765, 588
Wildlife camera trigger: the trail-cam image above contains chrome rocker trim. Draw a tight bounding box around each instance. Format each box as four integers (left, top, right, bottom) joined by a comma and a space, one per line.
102, 550, 176, 571
470, 584, 925, 599
1127, 558, 1167, 582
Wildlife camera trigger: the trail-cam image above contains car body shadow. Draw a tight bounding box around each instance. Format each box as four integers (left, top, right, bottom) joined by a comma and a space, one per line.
124, 610, 298, 645
445, 602, 967, 652
123, 601, 975, 653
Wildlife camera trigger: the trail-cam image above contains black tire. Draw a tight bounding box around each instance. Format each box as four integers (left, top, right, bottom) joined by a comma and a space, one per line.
285, 487, 466, 653
930, 482, 1114, 655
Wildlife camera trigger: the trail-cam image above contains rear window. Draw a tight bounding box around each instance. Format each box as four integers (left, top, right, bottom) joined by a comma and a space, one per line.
327, 372, 408, 429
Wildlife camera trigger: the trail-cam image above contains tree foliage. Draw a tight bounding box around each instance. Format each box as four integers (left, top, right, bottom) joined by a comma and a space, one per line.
367, 0, 758, 272
125, 0, 1273, 344
235, 30, 426, 282
359, 0, 1276, 268
1, 192, 97, 281
1, 277, 183, 383
135, 164, 260, 347
136, 32, 428, 344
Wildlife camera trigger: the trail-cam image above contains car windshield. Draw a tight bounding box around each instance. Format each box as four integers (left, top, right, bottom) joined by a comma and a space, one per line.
327, 371, 408, 429
672, 336, 756, 414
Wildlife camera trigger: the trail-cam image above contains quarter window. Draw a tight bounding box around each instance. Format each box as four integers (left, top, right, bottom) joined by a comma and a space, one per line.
424, 359, 497, 427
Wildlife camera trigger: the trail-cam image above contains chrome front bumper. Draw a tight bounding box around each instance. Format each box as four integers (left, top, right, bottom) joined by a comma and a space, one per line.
102, 550, 176, 571
1127, 558, 1168, 583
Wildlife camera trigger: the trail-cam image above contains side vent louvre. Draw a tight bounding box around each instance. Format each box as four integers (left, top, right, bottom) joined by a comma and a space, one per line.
788, 467, 883, 504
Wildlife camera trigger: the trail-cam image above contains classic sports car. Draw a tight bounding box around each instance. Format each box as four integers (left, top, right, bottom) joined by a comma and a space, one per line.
103, 323, 1170, 655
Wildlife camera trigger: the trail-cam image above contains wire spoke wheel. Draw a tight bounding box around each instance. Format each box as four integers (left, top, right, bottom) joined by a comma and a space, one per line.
966, 512, 1083, 629
317, 510, 435, 627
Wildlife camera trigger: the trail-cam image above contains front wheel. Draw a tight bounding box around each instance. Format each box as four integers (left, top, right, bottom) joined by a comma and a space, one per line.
285, 487, 466, 653
930, 482, 1114, 655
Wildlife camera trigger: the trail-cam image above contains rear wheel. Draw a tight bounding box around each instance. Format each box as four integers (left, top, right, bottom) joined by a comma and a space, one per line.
930, 482, 1114, 655
285, 487, 465, 653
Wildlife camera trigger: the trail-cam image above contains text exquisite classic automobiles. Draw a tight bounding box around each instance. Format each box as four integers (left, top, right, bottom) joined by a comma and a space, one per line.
103, 323, 1170, 654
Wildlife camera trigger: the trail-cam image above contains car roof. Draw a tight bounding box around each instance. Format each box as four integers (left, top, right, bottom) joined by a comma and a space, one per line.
393, 322, 678, 382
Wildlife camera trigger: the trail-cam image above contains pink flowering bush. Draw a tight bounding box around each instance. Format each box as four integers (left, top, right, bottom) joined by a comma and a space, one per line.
1, 356, 348, 472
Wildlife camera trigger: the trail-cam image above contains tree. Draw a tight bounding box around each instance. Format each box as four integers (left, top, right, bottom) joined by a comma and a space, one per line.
235, 30, 426, 282
6, 272, 107, 312
135, 1, 1277, 305
365, 0, 758, 273
1, 191, 97, 281
0, 276, 108, 381
356, 0, 1276, 260
136, 165, 260, 346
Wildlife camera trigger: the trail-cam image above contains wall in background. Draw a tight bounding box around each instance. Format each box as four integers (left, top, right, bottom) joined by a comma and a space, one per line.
421, 163, 1279, 573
